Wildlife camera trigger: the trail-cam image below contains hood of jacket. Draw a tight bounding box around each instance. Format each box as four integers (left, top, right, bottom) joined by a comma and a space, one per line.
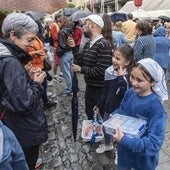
105, 65, 128, 81
0, 39, 32, 65
153, 26, 166, 37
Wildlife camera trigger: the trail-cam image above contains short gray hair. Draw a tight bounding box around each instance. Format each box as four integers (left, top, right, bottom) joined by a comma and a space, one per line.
2, 12, 38, 38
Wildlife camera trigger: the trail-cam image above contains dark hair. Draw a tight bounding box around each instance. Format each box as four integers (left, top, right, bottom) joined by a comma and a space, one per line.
116, 44, 135, 78
59, 16, 73, 28
136, 20, 153, 35
102, 14, 115, 49
127, 13, 133, 20
54, 13, 61, 22
132, 63, 155, 83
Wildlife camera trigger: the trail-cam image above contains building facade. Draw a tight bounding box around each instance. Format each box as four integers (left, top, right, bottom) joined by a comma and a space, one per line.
67, 0, 84, 8
85, 0, 129, 14
66, 0, 129, 13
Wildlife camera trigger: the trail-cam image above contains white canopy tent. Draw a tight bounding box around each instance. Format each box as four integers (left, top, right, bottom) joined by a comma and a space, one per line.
132, 9, 152, 19
119, 0, 170, 19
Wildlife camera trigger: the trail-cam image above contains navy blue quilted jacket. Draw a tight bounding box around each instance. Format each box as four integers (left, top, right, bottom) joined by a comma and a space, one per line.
96, 66, 129, 114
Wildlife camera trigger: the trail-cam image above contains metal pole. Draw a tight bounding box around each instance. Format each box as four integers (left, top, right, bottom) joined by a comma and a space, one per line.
115, 0, 119, 12
101, 0, 104, 14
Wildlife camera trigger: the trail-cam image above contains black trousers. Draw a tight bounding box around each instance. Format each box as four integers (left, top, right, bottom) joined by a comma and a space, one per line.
23, 145, 39, 170
85, 85, 104, 120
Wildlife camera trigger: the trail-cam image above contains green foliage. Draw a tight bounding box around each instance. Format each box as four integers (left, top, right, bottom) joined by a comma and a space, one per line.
77, 6, 85, 10
0, 10, 13, 14
68, 3, 75, 8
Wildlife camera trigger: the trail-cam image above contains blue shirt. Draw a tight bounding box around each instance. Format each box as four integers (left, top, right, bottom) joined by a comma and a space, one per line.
112, 88, 167, 170
134, 35, 156, 61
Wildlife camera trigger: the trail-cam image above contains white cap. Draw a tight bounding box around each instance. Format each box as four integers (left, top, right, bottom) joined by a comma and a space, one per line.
80, 14, 104, 29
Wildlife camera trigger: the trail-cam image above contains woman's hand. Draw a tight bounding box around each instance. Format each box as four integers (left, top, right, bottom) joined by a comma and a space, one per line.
33, 70, 46, 83
25, 62, 32, 73
30, 50, 45, 56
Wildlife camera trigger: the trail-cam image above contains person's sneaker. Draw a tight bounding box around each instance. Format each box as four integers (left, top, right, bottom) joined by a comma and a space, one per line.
114, 149, 118, 165
58, 76, 63, 83
59, 72, 63, 77
53, 76, 59, 83
43, 100, 57, 109
49, 93, 57, 99
53, 75, 63, 83
60, 91, 73, 97
96, 144, 113, 153
47, 92, 53, 97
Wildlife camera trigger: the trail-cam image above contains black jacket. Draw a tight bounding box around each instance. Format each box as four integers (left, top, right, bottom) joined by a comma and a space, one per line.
0, 39, 48, 148
97, 74, 129, 114
56, 26, 73, 57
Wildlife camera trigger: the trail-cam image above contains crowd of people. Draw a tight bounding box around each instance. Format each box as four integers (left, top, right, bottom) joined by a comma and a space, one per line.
0, 10, 169, 170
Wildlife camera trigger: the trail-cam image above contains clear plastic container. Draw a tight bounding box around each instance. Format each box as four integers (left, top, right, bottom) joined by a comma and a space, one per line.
81, 120, 104, 142
103, 114, 147, 138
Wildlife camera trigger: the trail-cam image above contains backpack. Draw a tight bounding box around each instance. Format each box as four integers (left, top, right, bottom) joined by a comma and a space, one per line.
49, 23, 59, 46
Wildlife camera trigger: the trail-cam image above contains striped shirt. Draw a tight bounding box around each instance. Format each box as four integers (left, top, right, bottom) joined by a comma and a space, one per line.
73, 37, 113, 87
134, 35, 156, 61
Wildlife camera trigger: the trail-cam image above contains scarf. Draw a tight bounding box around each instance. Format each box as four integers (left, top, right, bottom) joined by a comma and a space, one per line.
138, 58, 168, 102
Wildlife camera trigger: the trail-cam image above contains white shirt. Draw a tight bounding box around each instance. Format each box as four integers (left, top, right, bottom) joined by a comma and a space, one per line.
90, 34, 103, 48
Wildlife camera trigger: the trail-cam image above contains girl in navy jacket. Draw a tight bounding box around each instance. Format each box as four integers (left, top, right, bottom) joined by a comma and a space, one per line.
94, 44, 135, 157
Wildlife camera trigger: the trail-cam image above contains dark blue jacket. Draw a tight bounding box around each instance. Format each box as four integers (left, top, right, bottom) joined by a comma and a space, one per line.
0, 121, 28, 169
153, 26, 170, 69
97, 66, 129, 114
0, 39, 48, 148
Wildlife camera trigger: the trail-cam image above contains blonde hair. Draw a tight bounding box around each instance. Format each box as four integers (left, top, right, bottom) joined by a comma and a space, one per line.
113, 21, 123, 31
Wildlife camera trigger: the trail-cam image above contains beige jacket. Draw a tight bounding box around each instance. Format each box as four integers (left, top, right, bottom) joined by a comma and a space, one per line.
122, 20, 137, 42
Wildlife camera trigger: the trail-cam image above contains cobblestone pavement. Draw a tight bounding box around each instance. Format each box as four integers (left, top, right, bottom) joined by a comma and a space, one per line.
37, 74, 170, 170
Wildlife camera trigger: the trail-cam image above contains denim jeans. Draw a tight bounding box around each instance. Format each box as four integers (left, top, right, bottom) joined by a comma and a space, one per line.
60, 51, 73, 93
103, 112, 112, 145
